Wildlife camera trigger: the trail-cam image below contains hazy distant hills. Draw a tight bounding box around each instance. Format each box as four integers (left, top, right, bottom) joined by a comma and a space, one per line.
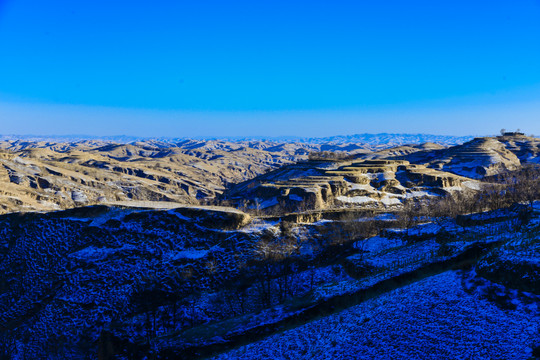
302, 133, 475, 146
0, 133, 475, 147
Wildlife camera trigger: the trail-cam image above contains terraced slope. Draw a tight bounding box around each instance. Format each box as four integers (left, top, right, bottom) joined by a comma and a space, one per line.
497, 134, 540, 164
1, 134, 538, 214
224, 159, 476, 212
0, 140, 307, 213
397, 135, 538, 178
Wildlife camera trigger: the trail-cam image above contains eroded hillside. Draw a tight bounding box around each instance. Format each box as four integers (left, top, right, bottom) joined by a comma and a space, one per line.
0, 139, 315, 213
221, 134, 540, 213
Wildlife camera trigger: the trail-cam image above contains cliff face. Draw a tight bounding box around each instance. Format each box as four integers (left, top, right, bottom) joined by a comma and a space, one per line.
223, 135, 540, 212
223, 159, 474, 212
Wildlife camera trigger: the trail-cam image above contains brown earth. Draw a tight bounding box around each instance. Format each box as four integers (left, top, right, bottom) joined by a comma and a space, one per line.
0, 139, 314, 213
1, 134, 538, 214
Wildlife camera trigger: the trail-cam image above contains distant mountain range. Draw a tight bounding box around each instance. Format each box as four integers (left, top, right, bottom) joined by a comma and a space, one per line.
302, 133, 475, 146
0, 133, 475, 146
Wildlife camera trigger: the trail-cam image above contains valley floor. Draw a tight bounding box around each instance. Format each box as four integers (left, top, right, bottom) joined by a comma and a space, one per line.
212, 270, 539, 360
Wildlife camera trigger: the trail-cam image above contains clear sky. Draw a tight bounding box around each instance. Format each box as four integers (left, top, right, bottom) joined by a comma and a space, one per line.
0, 0, 539, 137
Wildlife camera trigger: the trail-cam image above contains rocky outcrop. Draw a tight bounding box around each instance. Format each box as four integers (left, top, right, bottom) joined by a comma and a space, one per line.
223, 159, 474, 212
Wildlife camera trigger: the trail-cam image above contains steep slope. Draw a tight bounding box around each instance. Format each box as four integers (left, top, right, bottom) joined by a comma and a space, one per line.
211, 271, 539, 360
497, 134, 540, 164
0, 205, 255, 358
398, 136, 527, 179
223, 159, 474, 212
0, 141, 307, 214
1, 200, 538, 359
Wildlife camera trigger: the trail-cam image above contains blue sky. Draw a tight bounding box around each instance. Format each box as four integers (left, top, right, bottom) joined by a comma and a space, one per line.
0, 0, 539, 137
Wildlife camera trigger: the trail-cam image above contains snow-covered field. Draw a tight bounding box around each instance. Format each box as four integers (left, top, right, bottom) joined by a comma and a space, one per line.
212, 271, 539, 360
1, 201, 538, 359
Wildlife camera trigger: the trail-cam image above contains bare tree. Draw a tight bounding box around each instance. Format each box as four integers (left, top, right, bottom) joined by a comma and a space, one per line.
512, 164, 540, 208
398, 200, 426, 236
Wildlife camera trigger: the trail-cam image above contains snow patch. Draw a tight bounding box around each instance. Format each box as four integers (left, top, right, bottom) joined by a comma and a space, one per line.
380, 196, 401, 205
336, 196, 376, 204
463, 180, 481, 190
166, 249, 209, 261
289, 194, 303, 202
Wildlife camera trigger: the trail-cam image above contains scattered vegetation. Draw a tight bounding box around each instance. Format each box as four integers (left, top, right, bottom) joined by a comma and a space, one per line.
2, 149, 540, 359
